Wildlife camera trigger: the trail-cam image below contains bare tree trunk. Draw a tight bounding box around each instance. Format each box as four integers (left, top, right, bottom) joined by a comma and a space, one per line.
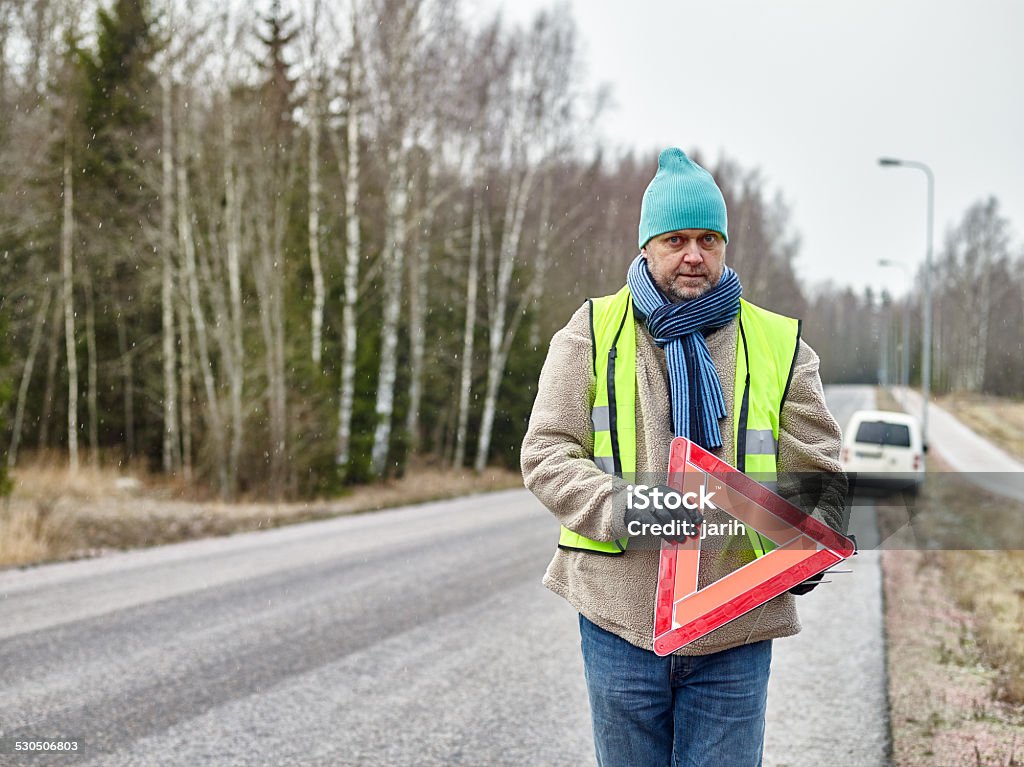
160, 70, 180, 474
474, 166, 535, 472
528, 169, 553, 350
255, 215, 278, 477
178, 290, 193, 483
61, 140, 78, 475
115, 308, 134, 460
83, 268, 98, 466
404, 164, 435, 453
370, 150, 408, 477
25, 0, 51, 99
453, 199, 479, 469
254, 185, 289, 497
308, 80, 325, 366
271, 158, 294, 495
38, 291, 62, 450
8, 286, 53, 468
0, 4, 9, 107
177, 125, 228, 497
441, 392, 457, 467
223, 94, 244, 492
973, 261, 992, 391
335, 49, 360, 472
273, 260, 289, 493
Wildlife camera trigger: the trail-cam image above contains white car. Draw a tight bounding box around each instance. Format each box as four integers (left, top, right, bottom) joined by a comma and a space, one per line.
841, 409, 925, 495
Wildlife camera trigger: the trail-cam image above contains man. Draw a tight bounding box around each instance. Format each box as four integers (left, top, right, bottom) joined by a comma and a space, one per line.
521, 148, 847, 767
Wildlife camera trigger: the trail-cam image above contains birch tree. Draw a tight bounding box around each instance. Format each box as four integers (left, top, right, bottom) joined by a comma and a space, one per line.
36, 291, 63, 450
0, 0, 654, 495
220, 14, 246, 493
365, 0, 423, 477
82, 266, 98, 465
453, 197, 480, 469
404, 162, 432, 453
934, 197, 1010, 393
177, 280, 193, 481
474, 13, 580, 471
7, 286, 53, 468
252, 3, 298, 496
333, 16, 362, 472
306, 0, 326, 366
160, 69, 180, 473
444, 19, 501, 470
370, 152, 409, 477
399, 3, 459, 455
60, 128, 78, 474
177, 110, 228, 495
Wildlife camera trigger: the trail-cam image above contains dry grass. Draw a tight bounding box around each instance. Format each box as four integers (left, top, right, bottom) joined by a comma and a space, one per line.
884, 549, 1024, 766
7, 450, 166, 501
0, 503, 54, 566
874, 386, 903, 412
919, 452, 1024, 706
876, 386, 1024, 764
873, 452, 1024, 551
938, 391, 1024, 462
0, 454, 524, 569
941, 550, 1024, 705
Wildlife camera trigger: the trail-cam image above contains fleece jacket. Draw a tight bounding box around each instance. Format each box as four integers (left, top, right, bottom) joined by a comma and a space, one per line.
520, 298, 848, 656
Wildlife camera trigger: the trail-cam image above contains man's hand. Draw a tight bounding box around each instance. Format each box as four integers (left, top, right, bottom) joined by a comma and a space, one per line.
788, 571, 825, 595
623, 484, 703, 545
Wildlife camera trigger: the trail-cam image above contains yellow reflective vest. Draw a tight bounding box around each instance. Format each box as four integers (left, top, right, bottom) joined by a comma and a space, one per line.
557, 284, 802, 557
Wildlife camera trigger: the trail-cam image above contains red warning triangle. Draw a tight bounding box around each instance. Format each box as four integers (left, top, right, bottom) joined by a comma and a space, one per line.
652, 437, 856, 656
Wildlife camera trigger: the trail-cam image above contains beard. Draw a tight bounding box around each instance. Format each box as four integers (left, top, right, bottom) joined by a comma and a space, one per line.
663, 269, 722, 302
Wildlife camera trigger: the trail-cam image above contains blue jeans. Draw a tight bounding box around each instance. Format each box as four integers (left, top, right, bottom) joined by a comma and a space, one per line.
579, 615, 772, 767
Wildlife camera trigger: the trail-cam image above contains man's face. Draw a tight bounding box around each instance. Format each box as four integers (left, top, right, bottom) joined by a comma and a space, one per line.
642, 229, 726, 302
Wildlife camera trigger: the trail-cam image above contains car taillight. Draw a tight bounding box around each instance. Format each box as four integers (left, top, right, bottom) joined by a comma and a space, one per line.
842, 448, 849, 463
913, 454, 921, 470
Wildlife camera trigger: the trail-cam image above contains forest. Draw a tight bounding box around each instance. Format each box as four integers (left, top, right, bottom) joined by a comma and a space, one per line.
1, 0, 1021, 500
804, 196, 1024, 398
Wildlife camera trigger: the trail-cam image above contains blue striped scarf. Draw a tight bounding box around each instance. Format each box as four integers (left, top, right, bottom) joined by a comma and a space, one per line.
626, 255, 742, 449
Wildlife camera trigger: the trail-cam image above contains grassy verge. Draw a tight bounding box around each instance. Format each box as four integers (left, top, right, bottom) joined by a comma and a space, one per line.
874, 386, 903, 412
0, 456, 524, 570
875, 387, 1024, 764
937, 391, 1024, 462
884, 548, 1024, 766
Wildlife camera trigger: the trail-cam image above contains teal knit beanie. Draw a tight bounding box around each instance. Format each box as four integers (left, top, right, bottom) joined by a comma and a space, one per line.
638, 148, 728, 249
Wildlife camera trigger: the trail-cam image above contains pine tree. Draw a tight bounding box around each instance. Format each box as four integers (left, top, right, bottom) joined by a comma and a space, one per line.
70, 0, 160, 466
77, 0, 158, 207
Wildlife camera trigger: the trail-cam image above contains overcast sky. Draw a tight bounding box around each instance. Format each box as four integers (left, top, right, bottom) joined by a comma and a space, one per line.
483, 0, 1023, 297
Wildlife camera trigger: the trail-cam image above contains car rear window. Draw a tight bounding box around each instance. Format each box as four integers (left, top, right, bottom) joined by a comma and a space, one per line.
854, 421, 912, 447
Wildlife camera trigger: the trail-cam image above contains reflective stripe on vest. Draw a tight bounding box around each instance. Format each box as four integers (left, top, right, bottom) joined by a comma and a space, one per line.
557, 285, 801, 558
558, 290, 635, 555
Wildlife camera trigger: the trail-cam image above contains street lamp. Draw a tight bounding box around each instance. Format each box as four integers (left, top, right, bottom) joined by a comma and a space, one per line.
878, 157, 933, 448
878, 259, 911, 390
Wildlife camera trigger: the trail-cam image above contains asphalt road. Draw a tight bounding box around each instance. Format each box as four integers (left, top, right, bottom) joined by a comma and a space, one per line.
0, 494, 592, 767
764, 384, 888, 767
0, 386, 887, 767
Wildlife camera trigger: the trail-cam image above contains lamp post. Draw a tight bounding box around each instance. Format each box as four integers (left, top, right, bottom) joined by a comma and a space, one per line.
878, 259, 911, 390
878, 158, 933, 448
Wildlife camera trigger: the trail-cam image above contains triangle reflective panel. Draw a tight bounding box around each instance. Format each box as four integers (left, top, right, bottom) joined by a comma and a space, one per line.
652, 436, 856, 656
